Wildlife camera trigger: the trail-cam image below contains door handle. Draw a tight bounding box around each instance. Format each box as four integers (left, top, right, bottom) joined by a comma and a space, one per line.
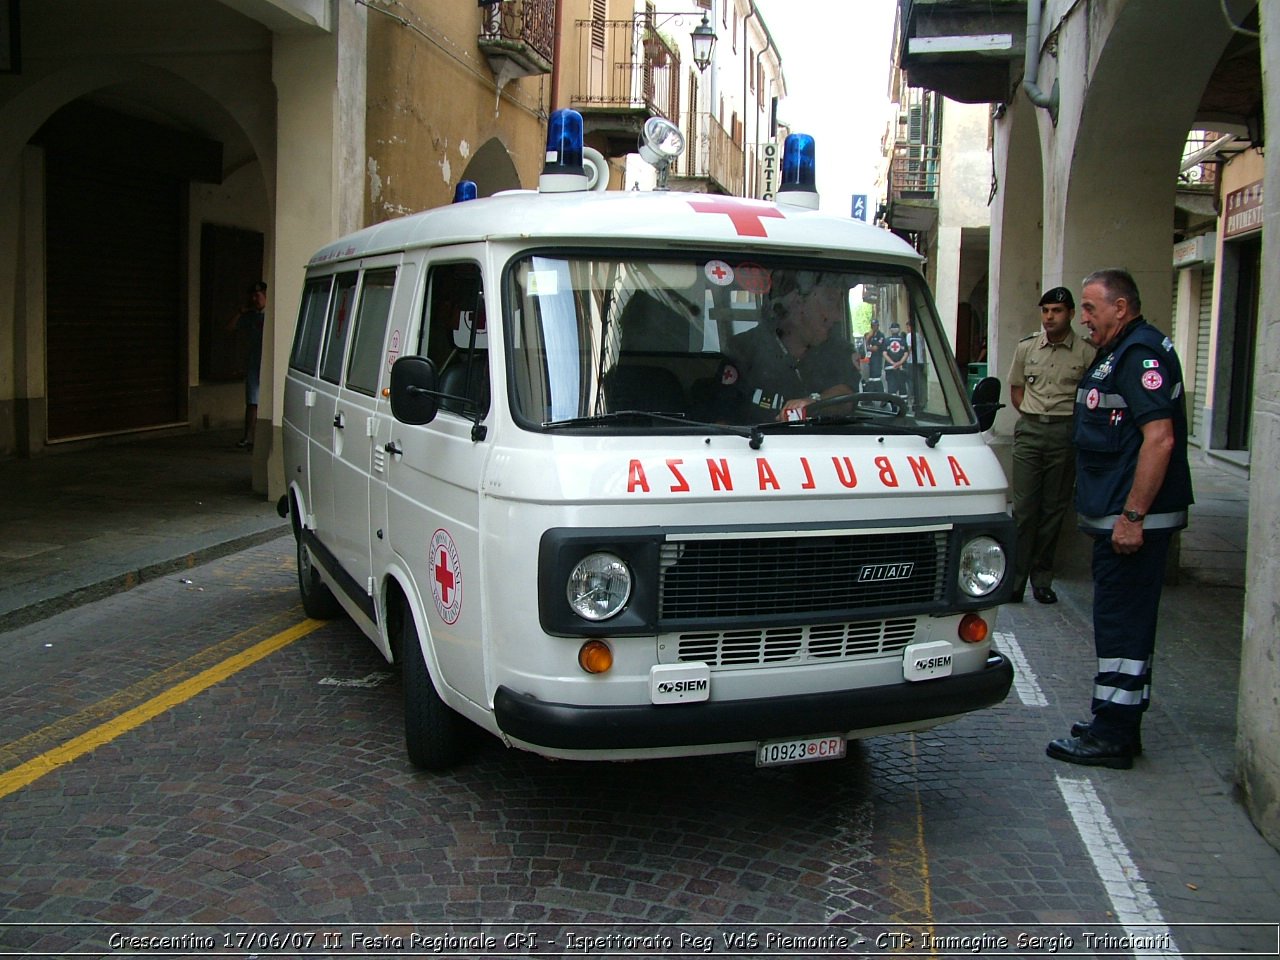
384, 440, 402, 456
333, 412, 345, 429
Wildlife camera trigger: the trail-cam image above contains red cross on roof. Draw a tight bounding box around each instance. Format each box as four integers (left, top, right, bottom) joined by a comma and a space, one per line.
687, 196, 786, 237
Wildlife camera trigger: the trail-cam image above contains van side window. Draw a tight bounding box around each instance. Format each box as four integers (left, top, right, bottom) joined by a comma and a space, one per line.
319, 272, 359, 384
289, 277, 333, 375
345, 268, 397, 396
422, 262, 490, 418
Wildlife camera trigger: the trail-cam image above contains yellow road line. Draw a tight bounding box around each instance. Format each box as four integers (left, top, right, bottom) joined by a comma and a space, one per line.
908, 734, 937, 951
0, 607, 309, 768
0, 618, 325, 800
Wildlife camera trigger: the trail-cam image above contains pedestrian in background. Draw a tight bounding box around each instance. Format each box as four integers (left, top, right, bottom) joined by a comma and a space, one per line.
863, 316, 886, 390
228, 281, 267, 449
883, 321, 908, 396
1007, 286, 1095, 603
1047, 269, 1193, 770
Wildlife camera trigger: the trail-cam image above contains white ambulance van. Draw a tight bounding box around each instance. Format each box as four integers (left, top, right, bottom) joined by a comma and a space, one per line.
281, 114, 1015, 771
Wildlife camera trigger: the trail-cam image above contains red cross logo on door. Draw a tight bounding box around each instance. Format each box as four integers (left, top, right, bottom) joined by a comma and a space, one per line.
429, 528, 463, 624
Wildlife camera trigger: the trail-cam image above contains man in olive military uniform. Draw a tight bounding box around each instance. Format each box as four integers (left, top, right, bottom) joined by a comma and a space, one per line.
1007, 286, 1095, 603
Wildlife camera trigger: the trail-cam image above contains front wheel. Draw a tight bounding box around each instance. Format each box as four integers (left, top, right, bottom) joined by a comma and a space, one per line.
296, 529, 342, 620
401, 606, 465, 770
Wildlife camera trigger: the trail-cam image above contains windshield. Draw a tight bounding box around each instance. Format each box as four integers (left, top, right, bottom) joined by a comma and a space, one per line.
507, 252, 971, 433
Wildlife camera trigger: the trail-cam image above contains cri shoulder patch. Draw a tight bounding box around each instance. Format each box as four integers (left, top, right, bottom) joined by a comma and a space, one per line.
1141, 370, 1164, 391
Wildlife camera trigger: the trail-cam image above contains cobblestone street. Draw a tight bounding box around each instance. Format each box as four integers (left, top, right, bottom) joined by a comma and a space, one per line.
1, 532, 1277, 956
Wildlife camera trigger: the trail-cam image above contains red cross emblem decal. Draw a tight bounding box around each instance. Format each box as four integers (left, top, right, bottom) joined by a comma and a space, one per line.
429, 528, 463, 624
434, 549, 454, 603
687, 196, 786, 237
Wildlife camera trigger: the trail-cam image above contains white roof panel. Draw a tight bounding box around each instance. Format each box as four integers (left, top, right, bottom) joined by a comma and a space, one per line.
308, 190, 922, 269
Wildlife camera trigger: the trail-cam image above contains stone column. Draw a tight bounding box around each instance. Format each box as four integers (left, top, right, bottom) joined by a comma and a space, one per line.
1236, 0, 1280, 852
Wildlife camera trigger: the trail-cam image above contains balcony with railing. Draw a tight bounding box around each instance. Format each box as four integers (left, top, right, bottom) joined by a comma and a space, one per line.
882, 87, 942, 236
1178, 129, 1253, 190
569, 18, 680, 156
890, 141, 941, 199
477, 0, 555, 84
670, 111, 743, 196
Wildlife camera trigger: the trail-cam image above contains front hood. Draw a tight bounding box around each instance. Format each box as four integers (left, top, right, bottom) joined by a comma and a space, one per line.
484, 432, 1007, 509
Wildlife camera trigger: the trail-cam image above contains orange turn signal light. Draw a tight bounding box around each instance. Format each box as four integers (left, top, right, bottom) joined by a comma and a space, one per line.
958, 613, 989, 644
578, 640, 613, 674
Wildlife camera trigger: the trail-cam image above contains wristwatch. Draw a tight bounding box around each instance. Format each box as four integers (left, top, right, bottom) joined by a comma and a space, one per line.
1123, 508, 1145, 523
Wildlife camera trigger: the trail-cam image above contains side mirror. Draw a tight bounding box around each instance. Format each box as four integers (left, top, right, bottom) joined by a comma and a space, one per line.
390, 356, 441, 425
970, 376, 1004, 432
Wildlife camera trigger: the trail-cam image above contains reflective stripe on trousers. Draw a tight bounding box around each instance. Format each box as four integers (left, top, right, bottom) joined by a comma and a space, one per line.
1088, 529, 1174, 743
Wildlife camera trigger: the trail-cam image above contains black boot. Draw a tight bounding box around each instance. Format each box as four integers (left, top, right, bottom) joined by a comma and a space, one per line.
1046, 730, 1135, 769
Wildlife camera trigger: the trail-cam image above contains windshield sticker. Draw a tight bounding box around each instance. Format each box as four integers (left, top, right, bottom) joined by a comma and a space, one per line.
705, 260, 735, 286
525, 271, 560, 296
736, 262, 771, 295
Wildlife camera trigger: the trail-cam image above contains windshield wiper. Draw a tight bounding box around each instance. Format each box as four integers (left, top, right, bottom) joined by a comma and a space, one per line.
751, 415, 947, 447
542, 410, 756, 442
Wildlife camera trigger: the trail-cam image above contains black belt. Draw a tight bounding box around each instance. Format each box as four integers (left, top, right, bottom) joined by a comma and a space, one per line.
1022, 413, 1073, 423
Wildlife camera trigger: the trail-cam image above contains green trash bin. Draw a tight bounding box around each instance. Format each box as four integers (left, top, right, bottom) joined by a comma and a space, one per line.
966, 362, 988, 396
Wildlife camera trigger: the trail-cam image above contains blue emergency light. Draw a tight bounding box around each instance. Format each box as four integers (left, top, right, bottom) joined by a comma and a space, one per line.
453, 180, 478, 203
777, 133, 819, 209
539, 109, 589, 193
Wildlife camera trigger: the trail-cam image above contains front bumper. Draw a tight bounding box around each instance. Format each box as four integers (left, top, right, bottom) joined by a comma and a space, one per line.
494, 652, 1013, 751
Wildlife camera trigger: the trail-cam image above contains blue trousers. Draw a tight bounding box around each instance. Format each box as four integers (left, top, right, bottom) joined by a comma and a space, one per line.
1088, 530, 1174, 745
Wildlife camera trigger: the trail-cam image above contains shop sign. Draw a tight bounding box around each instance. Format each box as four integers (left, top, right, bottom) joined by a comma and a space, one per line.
1172, 233, 1216, 268
759, 142, 778, 201
1223, 180, 1263, 239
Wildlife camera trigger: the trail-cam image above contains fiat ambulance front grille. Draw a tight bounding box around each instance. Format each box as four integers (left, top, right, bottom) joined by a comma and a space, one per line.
656, 529, 948, 623
666, 617, 917, 667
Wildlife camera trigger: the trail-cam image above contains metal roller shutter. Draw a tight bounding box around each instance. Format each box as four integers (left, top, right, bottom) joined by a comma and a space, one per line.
45, 154, 185, 440
1192, 264, 1213, 442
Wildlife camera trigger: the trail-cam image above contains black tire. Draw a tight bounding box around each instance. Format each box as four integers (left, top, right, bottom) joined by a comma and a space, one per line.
295, 527, 343, 620
401, 605, 465, 770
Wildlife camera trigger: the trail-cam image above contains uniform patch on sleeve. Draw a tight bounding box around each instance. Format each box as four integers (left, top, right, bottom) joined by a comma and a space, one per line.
1142, 358, 1160, 369
1141, 370, 1164, 390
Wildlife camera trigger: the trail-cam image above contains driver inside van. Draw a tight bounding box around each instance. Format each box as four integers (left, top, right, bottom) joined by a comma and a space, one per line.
721, 273, 860, 422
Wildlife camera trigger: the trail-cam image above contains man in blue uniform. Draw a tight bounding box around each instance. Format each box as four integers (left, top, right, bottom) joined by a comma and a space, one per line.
1047, 269, 1193, 769
724, 275, 859, 422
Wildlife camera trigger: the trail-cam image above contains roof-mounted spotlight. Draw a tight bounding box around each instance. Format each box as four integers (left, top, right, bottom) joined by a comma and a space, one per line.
777, 132, 819, 210
638, 116, 685, 190
453, 180, 478, 203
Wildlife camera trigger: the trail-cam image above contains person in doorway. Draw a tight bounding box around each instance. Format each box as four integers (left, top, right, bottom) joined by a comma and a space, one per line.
229, 281, 267, 449
1046, 269, 1193, 770
1007, 286, 1095, 603
723, 274, 859, 422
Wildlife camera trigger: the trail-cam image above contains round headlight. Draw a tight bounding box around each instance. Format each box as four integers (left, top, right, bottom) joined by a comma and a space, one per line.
958, 536, 1007, 598
567, 552, 632, 621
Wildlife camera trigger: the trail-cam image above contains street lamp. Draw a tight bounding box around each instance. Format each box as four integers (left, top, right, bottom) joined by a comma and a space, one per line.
689, 14, 716, 72
642, 11, 718, 74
